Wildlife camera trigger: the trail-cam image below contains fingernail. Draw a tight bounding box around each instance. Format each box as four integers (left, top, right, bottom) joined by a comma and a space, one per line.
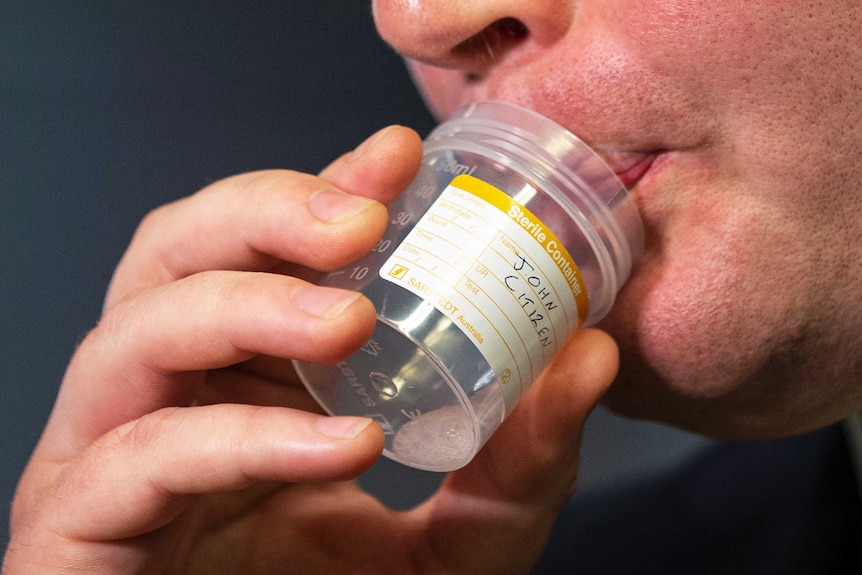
351, 125, 398, 160
315, 416, 373, 439
308, 189, 377, 223
296, 286, 362, 319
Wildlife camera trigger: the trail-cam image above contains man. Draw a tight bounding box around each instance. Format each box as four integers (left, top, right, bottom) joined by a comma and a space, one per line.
376, 0, 862, 439
4, 2, 861, 572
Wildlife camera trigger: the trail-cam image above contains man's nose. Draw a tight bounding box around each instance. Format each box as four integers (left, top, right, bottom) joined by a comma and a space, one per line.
372, 0, 574, 75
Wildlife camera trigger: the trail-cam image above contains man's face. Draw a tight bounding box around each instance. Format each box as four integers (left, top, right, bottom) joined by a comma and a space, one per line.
372, 1, 862, 438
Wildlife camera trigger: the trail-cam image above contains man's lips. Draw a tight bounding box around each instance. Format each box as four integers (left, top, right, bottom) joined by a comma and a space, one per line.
597, 151, 658, 188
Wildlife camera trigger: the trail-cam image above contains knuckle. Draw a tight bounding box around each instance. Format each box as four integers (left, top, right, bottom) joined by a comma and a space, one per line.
134, 201, 177, 244
90, 294, 140, 348
114, 407, 183, 454
230, 168, 317, 204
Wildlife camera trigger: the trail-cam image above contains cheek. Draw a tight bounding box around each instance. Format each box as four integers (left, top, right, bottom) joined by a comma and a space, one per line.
609, 156, 813, 399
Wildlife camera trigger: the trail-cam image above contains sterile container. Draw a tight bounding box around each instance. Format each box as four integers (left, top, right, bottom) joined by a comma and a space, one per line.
294, 101, 643, 471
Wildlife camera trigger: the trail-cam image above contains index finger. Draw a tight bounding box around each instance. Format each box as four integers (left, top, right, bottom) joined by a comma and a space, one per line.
106, 126, 422, 310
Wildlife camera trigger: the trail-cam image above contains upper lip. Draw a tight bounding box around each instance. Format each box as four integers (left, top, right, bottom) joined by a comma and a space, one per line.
450, 96, 666, 189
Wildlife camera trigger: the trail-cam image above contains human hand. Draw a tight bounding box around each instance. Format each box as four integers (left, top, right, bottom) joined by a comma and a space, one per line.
3, 125, 618, 574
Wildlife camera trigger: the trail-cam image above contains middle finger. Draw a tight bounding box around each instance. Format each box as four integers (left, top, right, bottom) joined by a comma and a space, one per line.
106, 169, 388, 309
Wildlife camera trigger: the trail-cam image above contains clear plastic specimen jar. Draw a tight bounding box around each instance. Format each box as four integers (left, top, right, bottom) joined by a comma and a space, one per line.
294, 101, 644, 472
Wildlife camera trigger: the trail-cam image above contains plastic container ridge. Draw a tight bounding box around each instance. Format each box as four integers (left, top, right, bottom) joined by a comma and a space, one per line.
293, 101, 644, 471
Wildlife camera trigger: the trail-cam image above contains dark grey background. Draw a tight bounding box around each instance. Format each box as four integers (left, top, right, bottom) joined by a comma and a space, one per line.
0, 0, 438, 542
0, 0, 713, 525
3, 3, 858, 572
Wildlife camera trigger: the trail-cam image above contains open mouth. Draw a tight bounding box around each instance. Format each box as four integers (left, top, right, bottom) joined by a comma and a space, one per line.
599, 151, 658, 189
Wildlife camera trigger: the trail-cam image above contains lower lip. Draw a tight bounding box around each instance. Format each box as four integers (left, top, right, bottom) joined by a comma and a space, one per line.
616, 154, 658, 188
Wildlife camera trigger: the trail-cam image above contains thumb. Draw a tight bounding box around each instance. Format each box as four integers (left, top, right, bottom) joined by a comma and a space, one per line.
415, 329, 618, 574
469, 328, 619, 505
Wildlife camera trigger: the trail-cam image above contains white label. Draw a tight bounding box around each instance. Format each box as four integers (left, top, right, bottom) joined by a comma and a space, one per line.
380, 174, 589, 413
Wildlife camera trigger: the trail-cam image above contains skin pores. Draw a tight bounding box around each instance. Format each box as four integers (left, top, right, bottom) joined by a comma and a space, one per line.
374, 0, 862, 438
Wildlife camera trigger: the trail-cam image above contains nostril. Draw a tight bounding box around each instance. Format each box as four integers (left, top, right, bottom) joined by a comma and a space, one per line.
452, 17, 529, 63
494, 17, 529, 42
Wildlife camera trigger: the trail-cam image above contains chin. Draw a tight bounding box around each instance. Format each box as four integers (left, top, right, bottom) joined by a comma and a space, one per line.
599, 362, 730, 438
600, 338, 858, 442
